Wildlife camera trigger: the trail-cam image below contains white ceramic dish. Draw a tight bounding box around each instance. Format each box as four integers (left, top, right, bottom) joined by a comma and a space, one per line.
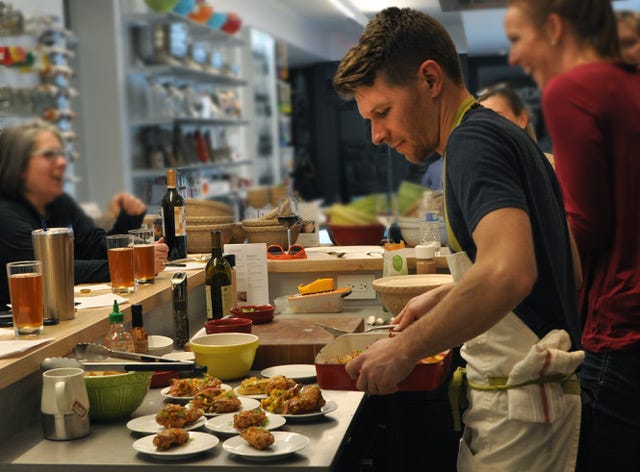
205, 411, 286, 435
203, 396, 260, 417
281, 400, 338, 422
132, 431, 219, 460
161, 351, 196, 362
260, 364, 317, 382
222, 431, 310, 461
160, 384, 231, 403
126, 414, 206, 434
147, 335, 174, 356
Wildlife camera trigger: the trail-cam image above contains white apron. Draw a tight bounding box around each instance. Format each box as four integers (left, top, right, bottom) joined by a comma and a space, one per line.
447, 252, 583, 472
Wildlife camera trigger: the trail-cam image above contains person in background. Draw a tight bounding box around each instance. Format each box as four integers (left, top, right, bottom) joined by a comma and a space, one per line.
420, 152, 443, 190
476, 82, 555, 168
334, 7, 582, 471
616, 10, 640, 66
505, 1, 640, 470
0, 120, 169, 308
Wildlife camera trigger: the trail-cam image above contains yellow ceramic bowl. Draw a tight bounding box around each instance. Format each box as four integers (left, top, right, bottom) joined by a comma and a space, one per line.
189, 333, 259, 380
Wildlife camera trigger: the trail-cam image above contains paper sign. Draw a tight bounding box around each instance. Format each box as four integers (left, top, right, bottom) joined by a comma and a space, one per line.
223, 243, 269, 305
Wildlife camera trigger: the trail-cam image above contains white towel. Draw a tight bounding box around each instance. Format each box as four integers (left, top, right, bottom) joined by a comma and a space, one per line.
506, 329, 584, 423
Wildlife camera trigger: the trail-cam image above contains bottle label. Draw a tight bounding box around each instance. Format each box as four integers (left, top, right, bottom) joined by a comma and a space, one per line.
425, 211, 439, 223
205, 287, 213, 319
221, 284, 233, 316
174, 206, 186, 237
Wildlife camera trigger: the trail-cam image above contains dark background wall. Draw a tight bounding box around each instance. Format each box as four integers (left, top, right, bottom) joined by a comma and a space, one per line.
289, 54, 543, 205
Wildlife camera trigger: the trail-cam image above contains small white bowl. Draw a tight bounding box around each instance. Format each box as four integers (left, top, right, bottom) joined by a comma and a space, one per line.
147, 335, 174, 356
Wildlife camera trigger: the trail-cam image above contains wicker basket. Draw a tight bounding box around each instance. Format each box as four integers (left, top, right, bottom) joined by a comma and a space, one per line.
230, 222, 245, 244
241, 218, 280, 227
186, 216, 235, 225
186, 223, 235, 254
246, 186, 270, 209
185, 199, 234, 217
269, 186, 289, 207
242, 224, 300, 249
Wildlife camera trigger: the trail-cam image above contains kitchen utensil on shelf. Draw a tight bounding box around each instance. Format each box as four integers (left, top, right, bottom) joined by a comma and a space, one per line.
73, 342, 180, 363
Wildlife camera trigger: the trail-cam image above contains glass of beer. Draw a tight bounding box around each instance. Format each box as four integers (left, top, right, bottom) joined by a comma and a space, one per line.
6, 260, 44, 336
106, 234, 135, 293
128, 228, 155, 285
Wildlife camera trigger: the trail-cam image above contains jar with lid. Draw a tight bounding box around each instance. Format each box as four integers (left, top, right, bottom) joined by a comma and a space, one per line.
415, 245, 437, 274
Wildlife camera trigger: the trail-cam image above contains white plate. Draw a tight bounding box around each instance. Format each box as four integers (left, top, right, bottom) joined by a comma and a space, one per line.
222, 431, 310, 461
160, 384, 231, 403
205, 411, 286, 435
233, 385, 267, 399
203, 396, 260, 417
281, 400, 338, 422
127, 414, 206, 434
133, 431, 219, 460
260, 364, 317, 382
162, 351, 195, 362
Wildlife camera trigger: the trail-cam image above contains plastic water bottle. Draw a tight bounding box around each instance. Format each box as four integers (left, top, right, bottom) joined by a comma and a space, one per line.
420, 191, 441, 255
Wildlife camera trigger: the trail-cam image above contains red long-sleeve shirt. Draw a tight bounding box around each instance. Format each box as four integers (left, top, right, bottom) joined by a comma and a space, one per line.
542, 61, 640, 352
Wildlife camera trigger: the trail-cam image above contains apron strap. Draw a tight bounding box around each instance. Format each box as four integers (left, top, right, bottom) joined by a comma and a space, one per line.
447, 366, 580, 432
442, 95, 477, 254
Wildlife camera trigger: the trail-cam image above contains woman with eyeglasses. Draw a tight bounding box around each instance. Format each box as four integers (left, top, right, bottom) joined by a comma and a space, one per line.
0, 120, 169, 308
505, 1, 640, 470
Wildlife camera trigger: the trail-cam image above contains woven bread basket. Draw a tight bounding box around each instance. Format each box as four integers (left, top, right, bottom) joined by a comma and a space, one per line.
242, 224, 300, 249
186, 223, 235, 254
186, 215, 235, 225
185, 198, 234, 217
372, 274, 454, 315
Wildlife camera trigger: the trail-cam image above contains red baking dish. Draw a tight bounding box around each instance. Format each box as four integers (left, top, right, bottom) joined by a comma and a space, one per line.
314, 333, 452, 391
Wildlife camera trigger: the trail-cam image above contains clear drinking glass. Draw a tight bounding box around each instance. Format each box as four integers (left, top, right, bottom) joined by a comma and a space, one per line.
6, 260, 44, 335
106, 234, 135, 293
375, 192, 398, 242
128, 228, 155, 285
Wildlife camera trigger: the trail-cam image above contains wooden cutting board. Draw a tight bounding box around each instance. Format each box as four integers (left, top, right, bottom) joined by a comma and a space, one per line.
251, 316, 364, 370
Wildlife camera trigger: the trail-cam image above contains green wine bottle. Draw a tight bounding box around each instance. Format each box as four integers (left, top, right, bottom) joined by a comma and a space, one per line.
160, 168, 187, 260
205, 231, 233, 320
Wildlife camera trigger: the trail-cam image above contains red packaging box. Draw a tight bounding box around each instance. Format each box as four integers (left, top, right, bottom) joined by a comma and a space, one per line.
314, 333, 452, 391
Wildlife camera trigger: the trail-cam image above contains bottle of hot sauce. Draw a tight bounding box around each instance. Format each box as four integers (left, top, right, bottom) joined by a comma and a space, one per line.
130, 303, 149, 354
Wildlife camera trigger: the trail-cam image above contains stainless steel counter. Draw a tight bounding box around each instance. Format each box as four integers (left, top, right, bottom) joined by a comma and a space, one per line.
0, 384, 366, 471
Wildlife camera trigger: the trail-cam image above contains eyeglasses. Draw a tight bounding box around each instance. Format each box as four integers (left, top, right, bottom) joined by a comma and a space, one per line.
266, 244, 307, 260
32, 149, 67, 161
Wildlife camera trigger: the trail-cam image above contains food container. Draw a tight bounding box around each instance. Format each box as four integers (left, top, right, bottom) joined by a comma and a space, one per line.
204, 317, 253, 334
315, 333, 452, 391
274, 290, 347, 314
230, 304, 275, 324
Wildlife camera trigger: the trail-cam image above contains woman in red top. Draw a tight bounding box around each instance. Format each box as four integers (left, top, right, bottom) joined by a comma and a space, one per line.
504, 1, 640, 470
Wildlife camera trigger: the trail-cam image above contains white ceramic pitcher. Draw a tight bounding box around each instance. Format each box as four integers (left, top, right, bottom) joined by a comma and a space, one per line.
41, 367, 90, 440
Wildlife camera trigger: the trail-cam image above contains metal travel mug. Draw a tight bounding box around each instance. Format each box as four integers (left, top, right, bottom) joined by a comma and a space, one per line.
32, 228, 75, 323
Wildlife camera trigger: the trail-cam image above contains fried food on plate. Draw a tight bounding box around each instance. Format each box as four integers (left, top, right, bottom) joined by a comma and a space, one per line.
283, 384, 326, 415
152, 427, 190, 451
237, 375, 296, 395
233, 408, 268, 430
155, 403, 204, 428
239, 426, 274, 450
166, 374, 222, 397
190, 388, 241, 414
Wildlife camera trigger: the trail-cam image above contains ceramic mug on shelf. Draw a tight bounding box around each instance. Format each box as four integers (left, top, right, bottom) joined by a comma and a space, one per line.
41, 367, 90, 441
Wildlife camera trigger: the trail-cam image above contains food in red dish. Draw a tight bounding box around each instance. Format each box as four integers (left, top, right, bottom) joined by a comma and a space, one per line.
229, 304, 275, 324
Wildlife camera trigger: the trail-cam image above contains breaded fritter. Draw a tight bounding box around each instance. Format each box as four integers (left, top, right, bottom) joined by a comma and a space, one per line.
152, 427, 189, 451
239, 426, 274, 450
283, 385, 326, 415
190, 388, 241, 414
166, 375, 222, 397
233, 408, 268, 430
263, 375, 297, 394
155, 403, 204, 428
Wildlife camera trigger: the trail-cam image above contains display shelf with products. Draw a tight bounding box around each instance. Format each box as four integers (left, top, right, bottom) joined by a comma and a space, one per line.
123, 8, 252, 208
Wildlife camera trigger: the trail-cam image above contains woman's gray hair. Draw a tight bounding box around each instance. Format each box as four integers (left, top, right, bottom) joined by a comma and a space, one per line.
0, 120, 63, 197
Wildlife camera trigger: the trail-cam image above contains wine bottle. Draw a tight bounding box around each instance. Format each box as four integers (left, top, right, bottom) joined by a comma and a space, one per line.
160, 168, 187, 260
205, 231, 233, 320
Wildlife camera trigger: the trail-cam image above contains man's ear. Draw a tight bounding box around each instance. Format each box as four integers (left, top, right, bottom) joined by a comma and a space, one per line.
418, 60, 443, 96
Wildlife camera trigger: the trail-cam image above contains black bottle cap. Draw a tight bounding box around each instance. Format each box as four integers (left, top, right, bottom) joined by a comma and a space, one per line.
223, 254, 235, 267
132, 304, 143, 328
